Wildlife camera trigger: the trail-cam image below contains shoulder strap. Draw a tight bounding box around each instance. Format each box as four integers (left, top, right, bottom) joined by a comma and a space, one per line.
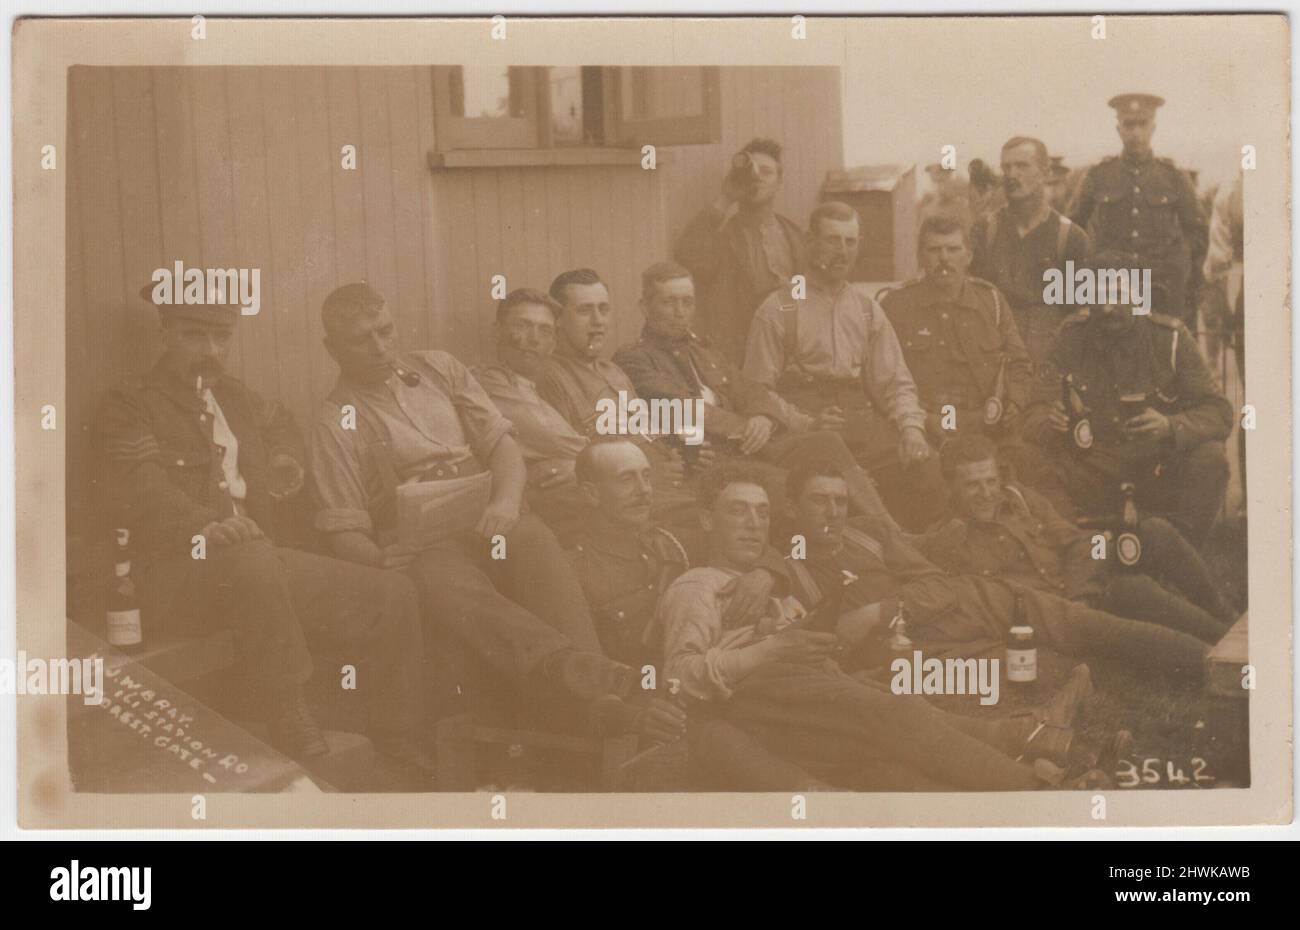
1055, 215, 1073, 262
780, 298, 807, 376
841, 525, 885, 561
653, 526, 691, 569
785, 556, 821, 605
1004, 484, 1031, 516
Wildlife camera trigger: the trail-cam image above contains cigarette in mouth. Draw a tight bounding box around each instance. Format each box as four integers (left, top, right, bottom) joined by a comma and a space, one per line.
196, 374, 203, 395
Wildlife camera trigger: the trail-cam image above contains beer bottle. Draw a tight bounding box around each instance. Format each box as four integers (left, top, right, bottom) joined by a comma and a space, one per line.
888, 598, 913, 653
1061, 373, 1093, 450
105, 528, 144, 652
1006, 593, 1038, 684
1115, 482, 1143, 567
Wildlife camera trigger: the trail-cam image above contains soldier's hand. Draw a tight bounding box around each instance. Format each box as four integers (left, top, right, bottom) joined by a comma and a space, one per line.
200, 515, 263, 547
1045, 400, 1071, 434
721, 568, 776, 627
1123, 408, 1172, 440
379, 541, 421, 570
693, 442, 718, 470
898, 426, 932, 467
476, 498, 521, 540
816, 405, 847, 431
634, 697, 688, 744
762, 629, 840, 664
738, 415, 774, 455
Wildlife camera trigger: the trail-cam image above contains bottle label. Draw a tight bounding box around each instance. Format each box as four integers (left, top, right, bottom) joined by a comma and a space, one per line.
1006, 647, 1037, 682
106, 609, 143, 647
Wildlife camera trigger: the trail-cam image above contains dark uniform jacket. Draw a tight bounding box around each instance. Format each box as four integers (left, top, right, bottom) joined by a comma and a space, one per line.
1070, 152, 1207, 317
569, 520, 791, 670
613, 325, 794, 441
674, 205, 805, 362
919, 483, 1104, 602
96, 362, 304, 572
1024, 311, 1233, 469
881, 276, 1032, 426
971, 208, 1091, 309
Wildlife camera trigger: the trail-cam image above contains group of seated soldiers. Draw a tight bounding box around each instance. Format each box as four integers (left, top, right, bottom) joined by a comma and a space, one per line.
96, 137, 1239, 792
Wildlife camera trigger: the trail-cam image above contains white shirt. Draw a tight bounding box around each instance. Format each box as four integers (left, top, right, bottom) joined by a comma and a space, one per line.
202, 389, 248, 501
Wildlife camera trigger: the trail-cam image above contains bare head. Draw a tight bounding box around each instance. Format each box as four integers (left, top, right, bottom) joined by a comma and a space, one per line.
321, 282, 395, 385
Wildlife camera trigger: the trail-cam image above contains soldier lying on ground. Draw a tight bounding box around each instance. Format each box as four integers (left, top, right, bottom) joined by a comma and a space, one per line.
659, 465, 1107, 791
922, 434, 1235, 644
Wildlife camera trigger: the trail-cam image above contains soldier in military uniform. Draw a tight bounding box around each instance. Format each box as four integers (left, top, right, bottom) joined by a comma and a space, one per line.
743, 201, 947, 531
883, 215, 1033, 450
1022, 261, 1233, 546
970, 136, 1091, 366
1069, 94, 1208, 325
614, 260, 898, 526
567, 437, 829, 790
473, 287, 697, 545
97, 291, 427, 772
674, 138, 805, 363
780, 461, 1210, 680
923, 434, 1235, 644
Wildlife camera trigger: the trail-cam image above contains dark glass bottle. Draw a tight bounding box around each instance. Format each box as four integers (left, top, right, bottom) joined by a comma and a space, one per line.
105, 528, 144, 652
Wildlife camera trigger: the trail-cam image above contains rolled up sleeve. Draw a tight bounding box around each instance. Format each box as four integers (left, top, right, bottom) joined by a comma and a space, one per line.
660, 578, 734, 702
309, 407, 375, 536
435, 353, 515, 462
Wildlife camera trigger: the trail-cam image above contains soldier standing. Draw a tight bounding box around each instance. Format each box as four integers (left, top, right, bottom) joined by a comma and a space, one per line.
971, 136, 1091, 366
1069, 94, 1207, 325
674, 138, 804, 363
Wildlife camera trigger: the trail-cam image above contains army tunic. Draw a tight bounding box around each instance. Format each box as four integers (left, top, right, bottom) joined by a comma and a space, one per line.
881, 276, 1032, 439
920, 483, 1233, 642
1070, 153, 1207, 322
1025, 311, 1232, 542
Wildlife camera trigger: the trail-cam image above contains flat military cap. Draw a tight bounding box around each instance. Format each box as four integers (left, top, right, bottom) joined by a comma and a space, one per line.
1108, 93, 1165, 119
139, 280, 239, 325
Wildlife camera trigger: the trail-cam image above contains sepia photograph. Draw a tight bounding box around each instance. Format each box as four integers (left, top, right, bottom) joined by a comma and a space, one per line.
8, 12, 1292, 833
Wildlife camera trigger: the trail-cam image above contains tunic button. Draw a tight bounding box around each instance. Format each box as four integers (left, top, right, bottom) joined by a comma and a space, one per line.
1131, 208, 1139, 216
941, 313, 948, 320
647, 583, 654, 590
218, 480, 229, 490
1133, 187, 1141, 194
199, 414, 207, 422
1131, 230, 1139, 238
175, 459, 185, 466
617, 611, 626, 619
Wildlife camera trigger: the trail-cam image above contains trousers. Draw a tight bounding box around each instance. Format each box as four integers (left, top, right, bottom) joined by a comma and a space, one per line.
714, 661, 1042, 791
140, 540, 423, 737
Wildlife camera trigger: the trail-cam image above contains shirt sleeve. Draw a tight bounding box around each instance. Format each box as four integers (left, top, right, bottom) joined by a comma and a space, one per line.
863, 296, 927, 432
741, 298, 787, 388
660, 576, 736, 702
308, 406, 375, 536
430, 352, 515, 463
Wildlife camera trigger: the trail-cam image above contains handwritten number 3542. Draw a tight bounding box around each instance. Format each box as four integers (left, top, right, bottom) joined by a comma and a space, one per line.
1116, 757, 1214, 788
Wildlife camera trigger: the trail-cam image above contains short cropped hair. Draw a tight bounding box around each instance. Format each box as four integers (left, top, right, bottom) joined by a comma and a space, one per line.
1001, 136, 1051, 172
697, 462, 771, 512
549, 268, 607, 306
497, 287, 562, 325
641, 260, 694, 302
918, 213, 970, 249
574, 436, 642, 487
741, 137, 783, 165
939, 433, 1000, 481
808, 200, 859, 238
322, 282, 385, 338
784, 460, 848, 504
